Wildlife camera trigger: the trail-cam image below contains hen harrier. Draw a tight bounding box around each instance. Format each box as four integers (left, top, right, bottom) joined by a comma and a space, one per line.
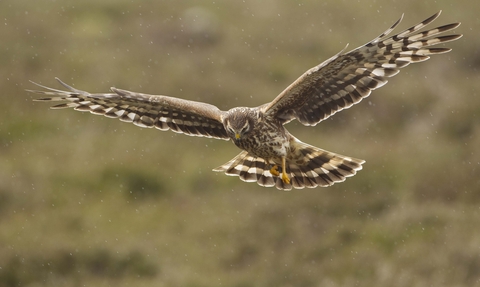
30, 11, 461, 190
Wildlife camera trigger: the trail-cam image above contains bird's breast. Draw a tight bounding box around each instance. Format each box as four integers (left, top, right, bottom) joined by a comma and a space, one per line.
233, 121, 289, 159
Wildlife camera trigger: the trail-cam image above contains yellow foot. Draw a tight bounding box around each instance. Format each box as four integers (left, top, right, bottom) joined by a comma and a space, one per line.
270, 165, 280, 176
281, 172, 290, 185
281, 157, 290, 185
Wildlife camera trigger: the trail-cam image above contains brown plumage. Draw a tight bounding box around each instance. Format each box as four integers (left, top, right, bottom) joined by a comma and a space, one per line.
29, 11, 461, 190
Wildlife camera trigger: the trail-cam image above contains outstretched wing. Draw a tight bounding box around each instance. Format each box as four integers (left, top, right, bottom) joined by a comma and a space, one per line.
30, 78, 229, 140
262, 11, 462, 125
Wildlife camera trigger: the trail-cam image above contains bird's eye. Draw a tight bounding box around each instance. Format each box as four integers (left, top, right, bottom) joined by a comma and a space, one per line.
240, 121, 250, 134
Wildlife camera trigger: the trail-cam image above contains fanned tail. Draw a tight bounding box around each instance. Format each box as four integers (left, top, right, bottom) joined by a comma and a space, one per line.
213, 143, 365, 191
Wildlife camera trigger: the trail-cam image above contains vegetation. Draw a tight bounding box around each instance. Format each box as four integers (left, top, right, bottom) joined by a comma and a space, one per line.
1, 0, 478, 286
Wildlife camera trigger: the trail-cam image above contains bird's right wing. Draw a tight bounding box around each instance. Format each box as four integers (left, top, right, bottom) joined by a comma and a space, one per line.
29, 78, 230, 140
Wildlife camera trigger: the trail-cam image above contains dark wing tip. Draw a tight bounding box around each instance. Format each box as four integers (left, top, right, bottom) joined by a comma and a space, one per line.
28, 77, 87, 96
426, 10, 442, 24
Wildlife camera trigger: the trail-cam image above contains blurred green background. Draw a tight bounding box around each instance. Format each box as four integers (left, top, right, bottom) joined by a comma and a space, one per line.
1, 0, 479, 286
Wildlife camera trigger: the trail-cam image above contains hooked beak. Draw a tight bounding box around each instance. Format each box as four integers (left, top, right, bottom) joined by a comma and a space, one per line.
235, 133, 241, 140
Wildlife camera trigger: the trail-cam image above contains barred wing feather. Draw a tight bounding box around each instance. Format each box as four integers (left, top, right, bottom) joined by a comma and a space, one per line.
264, 11, 462, 126
30, 78, 229, 140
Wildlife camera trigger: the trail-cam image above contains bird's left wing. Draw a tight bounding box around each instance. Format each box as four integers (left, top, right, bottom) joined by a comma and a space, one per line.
30, 78, 229, 140
262, 11, 462, 125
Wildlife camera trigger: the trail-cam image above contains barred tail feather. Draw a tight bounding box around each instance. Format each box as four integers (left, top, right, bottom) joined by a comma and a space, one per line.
213, 145, 365, 191
213, 151, 277, 188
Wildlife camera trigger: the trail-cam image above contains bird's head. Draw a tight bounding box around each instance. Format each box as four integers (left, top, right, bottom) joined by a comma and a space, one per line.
223, 107, 255, 142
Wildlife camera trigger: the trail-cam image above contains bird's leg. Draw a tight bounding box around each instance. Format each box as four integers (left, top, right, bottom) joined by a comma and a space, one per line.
281, 157, 290, 184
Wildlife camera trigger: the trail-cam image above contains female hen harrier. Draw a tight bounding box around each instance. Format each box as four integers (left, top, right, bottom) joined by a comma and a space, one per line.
30, 11, 461, 190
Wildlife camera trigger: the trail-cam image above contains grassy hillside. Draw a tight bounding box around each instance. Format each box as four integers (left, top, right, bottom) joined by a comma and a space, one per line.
1, 0, 479, 286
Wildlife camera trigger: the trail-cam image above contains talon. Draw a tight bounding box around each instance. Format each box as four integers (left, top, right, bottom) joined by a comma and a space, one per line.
270, 165, 280, 176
